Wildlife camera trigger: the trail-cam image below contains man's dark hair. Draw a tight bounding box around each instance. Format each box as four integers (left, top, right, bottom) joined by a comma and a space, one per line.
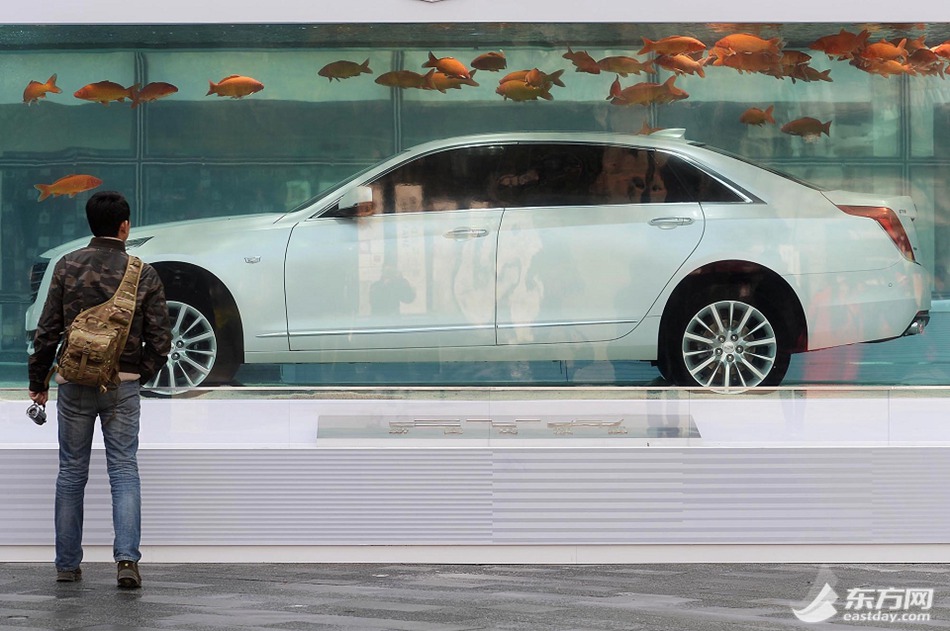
85, 191, 130, 237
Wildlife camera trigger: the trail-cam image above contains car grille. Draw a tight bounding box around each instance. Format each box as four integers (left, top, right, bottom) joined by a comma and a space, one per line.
29, 259, 50, 303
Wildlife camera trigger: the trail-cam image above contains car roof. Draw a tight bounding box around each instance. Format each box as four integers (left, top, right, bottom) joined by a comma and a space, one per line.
403, 129, 696, 155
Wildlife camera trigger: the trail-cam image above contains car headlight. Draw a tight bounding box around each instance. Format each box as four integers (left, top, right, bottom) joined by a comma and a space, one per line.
28, 257, 50, 303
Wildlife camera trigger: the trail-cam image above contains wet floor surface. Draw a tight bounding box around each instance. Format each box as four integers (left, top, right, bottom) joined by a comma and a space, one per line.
1, 562, 948, 630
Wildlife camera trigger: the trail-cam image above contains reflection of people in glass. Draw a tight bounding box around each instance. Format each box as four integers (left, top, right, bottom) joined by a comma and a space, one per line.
370, 266, 415, 315
497, 149, 587, 206
593, 146, 646, 203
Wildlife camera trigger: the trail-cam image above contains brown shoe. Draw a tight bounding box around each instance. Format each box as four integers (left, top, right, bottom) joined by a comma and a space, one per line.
56, 567, 82, 582
117, 560, 141, 589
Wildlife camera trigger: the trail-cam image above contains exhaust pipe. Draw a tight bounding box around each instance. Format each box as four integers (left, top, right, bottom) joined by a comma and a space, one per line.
903, 311, 930, 336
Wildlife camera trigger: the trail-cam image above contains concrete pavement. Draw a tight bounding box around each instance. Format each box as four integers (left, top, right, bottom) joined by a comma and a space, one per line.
1, 562, 948, 630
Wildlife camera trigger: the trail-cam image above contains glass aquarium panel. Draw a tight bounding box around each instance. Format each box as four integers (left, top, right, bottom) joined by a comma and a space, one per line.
141, 51, 395, 160
0, 165, 135, 361
910, 74, 950, 158
779, 163, 905, 194
911, 166, 948, 299
0, 21, 947, 389
141, 163, 367, 223
0, 52, 136, 158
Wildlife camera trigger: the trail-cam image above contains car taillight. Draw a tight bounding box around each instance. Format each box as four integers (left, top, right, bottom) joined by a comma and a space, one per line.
837, 205, 916, 263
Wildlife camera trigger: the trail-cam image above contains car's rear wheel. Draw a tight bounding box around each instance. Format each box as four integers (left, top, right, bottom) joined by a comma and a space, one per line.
665, 287, 790, 390
144, 298, 240, 393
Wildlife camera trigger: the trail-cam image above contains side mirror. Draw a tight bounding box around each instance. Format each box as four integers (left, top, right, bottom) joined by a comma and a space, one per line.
336, 186, 374, 217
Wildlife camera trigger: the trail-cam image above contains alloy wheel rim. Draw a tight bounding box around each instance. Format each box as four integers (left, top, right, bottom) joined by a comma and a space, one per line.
681, 299, 778, 390
144, 300, 217, 392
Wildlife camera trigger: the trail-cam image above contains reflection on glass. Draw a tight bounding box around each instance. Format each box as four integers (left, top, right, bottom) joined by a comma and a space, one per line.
2, 22, 948, 387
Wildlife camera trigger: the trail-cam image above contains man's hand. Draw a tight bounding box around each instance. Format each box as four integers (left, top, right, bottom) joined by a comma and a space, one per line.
29, 390, 48, 406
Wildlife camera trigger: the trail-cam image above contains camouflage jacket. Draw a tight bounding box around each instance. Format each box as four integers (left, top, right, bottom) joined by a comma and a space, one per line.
28, 237, 172, 392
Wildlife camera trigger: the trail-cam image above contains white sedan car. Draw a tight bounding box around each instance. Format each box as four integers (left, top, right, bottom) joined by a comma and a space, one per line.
27, 131, 930, 390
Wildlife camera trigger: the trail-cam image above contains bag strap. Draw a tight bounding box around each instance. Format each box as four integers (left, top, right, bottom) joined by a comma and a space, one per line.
112, 255, 143, 358
113, 255, 143, 313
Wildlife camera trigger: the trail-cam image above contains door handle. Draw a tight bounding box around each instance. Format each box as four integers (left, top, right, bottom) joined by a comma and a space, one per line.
649, 217, 694, 229
444, 228, 489, 239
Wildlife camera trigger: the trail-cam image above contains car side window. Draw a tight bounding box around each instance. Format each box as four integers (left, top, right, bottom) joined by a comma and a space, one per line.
368, 145, 507, 214
502, 144, 601, 207
509, 144, 693, 206
662, 153, 745, 203
591, 146, 674, 204
363, 143, 743, 215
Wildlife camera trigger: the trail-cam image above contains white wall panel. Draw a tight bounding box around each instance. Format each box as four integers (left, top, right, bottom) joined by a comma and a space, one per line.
3, 446, 949, 549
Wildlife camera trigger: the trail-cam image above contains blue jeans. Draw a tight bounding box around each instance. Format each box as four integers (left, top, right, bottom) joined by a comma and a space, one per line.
54, 380, 142, 571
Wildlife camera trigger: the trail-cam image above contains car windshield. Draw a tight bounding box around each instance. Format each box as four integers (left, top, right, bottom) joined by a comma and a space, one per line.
694, 143, 827, 191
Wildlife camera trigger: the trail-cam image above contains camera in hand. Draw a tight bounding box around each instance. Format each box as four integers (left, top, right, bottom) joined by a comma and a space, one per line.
27, 402, 47, 425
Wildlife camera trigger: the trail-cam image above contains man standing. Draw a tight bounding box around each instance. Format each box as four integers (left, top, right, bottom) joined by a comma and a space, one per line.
28, 191, 171, 589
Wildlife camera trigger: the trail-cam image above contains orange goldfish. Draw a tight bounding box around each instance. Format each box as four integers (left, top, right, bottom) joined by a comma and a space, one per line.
787, 65, 833, 83
893, 35, 927, 52
713, 33, 782, 56
596, 56, 654, 76
781, 117, 831, 139
73, 80, 139, 106
422, 52, 471, 80
471, 51, 507, 71
779, 50, 812, 67
637, 121, 664, 135
526, 68, 565, 88
375, 69, 435, 89
34, 174, 102, 202
638, 36, 706, 56
431, 70, 479, 92
23, 74, 62, 105
318, 59, 372, 81
809, 28, 870, 60
850, 57, 916, 77
608, 76, 688, 106
776, 52, 827, 82
496, 80, 553, 101
206, 75, 264, 98
710, 49, 781, 75
908, 48, 945, 77
562, 46, 600, 74
499, 68, 566, 88
499, 69, 531, 83
739, 105, 775, 126
929, 41, 950, 58
131, 81, 178, 108
654, 54, 705, 77
860, 38, 907, 62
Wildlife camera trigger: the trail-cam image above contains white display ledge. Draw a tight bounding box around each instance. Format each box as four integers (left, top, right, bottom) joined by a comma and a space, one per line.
3, 387, 949, 564
6, 386, 950, 448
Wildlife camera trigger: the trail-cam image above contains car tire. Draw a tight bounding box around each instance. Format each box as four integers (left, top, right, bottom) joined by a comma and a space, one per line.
665, 285, 791, 390
144, 296, 240, 393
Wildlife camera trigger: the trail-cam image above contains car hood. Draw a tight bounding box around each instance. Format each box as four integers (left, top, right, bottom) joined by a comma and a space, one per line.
38, 213, 283, 260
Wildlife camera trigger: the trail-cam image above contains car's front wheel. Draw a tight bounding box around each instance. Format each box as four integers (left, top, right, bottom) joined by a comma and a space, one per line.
144, 299, 239, 393
665, 287, 790, 390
